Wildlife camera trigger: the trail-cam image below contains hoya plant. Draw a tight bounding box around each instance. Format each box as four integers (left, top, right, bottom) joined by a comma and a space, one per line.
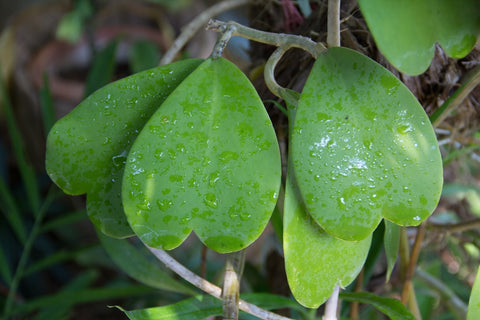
44, 0, 480, 319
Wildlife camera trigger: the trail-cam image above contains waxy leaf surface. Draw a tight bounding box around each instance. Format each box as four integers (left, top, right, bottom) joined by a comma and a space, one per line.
46, 59, 203, 237
359, 0, 480, 75
284, 168, 371, 308
292, 47, 442, 241
122, 58, 281, 253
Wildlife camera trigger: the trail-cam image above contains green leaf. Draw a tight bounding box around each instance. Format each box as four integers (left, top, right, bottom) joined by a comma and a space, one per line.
384, 220, 400, 282
118, 295, 221, 320
84, 40, 118, 97
129, 40, 162, 74
291, 47, 442, 241
340, 292, 416, 320
46, 59, 203, 237
122, 57, 281, 253
467, 266, 480, 320
97, 231, 196, 295
283, 166, 371, 308
358, 0, 480, 75
119, 293, 305, 320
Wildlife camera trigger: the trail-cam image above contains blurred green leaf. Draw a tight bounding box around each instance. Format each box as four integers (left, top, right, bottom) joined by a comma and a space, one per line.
467, 266, 480, 320
0, 173, 26, 244
39, 73, 56, 137
34, 270, 98, 320
359, 0, 480, 75
0, 245, 12, 285
98, 232, 196, 295
0, 67, 40, 213
340, 292, 416, 320
11, 284, 154, 317
129, 40, 162, 73
56, 0, 93, 43
384, 220, 400, 282
84, 39, 118, 97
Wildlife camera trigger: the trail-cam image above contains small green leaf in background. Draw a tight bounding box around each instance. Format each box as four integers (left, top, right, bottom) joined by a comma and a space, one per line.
129, 39, 162, 74
283, 167, 371, 308
467, 265, 480, 320
340, 292, 416, 320
122, 57, 281, 253
358, 0, 480, 75
55, 0, 93, 43
97, 231, 196, 295
291, 47, 443, 241
46, 59, 203, 238
384, 220, 401, 282
84, 40, 118, 97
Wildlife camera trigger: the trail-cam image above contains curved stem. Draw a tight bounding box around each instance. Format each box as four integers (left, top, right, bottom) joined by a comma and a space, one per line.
146, 246, 294, 320
159, 0, 250, 65
207, 19, 327, 58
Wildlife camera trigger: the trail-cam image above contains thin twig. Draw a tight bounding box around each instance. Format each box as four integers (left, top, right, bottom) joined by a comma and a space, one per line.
323, 285, 340, 320
159, 0, 250, 65
146, 246, 294, 320
400, 224, 425, 320
431, 65, 480, 128
327, 0, 341, 47
427, 218, 480, 234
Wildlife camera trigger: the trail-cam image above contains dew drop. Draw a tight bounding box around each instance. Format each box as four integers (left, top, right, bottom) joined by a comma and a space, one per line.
204, 193, 218, 208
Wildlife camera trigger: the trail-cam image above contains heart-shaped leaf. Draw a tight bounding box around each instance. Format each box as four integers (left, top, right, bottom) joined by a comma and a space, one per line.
291, 47, 442, 241
122, 57, 281, 253
284, 168, 371, 308
46, 59, 203, 237
359, 0, 480, 75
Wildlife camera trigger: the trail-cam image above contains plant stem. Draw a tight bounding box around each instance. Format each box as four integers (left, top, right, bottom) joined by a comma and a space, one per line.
146, 246, 294, 320
323, 285, 340, 320
327, 0, 341, 47
427, 218, 480, 234
159, 0, 250, 65
430, 65, 480, 128
207, 19, 326, 58
223, 250, 246, 320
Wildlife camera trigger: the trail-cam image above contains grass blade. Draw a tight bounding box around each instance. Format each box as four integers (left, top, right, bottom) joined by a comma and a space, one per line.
0, 173, 27, 244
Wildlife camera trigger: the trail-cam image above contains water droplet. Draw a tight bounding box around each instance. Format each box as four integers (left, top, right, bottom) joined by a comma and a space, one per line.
240, 213, 251, 221
157, 199, 173, 211
413, 216, 421, 221
112, 150, 128, 167
209, 172, 220, 187
204, 193, 218, 208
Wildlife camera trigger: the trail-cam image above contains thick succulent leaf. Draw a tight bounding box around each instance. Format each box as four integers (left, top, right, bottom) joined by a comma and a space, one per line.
292, 47, 442, 241
359, 0, 480, 75
122, 57, 281, 253
46, 59, 203, 237
284, 168, 371, 308
467, 266, 480, 320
